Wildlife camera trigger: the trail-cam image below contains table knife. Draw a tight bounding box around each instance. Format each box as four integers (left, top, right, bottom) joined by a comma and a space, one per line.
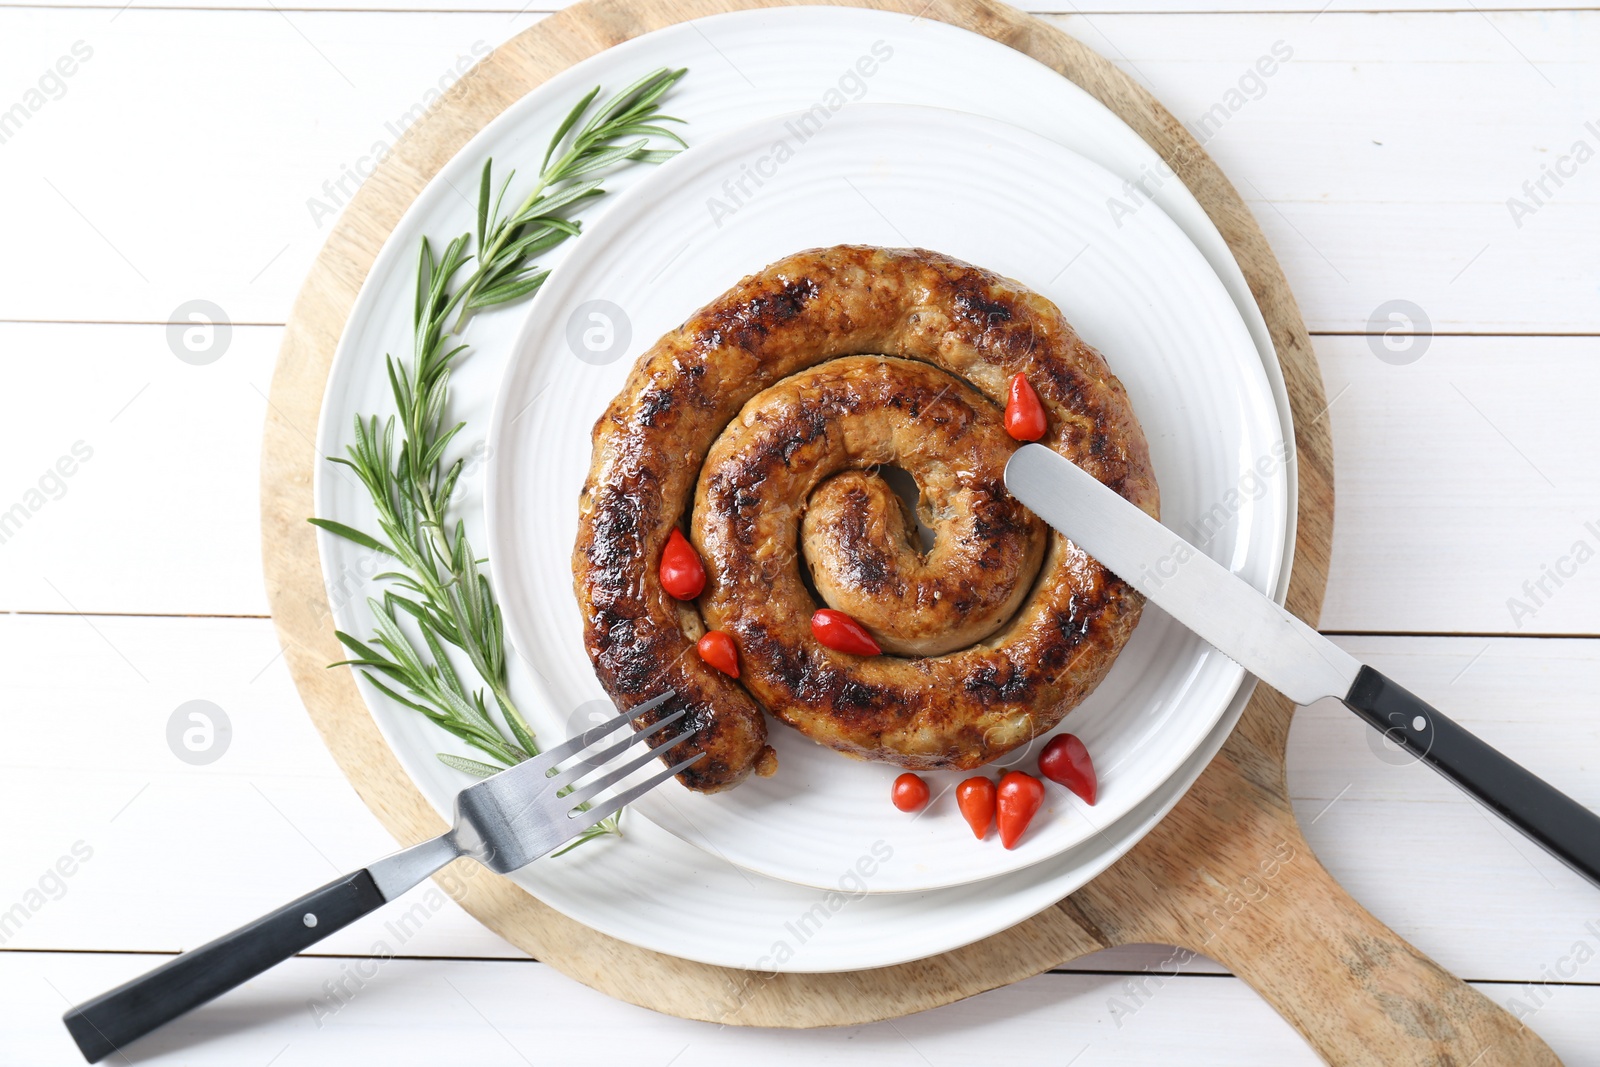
1005, 443, 1600, 889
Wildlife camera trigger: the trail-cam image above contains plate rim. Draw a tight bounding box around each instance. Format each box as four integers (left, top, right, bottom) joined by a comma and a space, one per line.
482, 99, 1286, 892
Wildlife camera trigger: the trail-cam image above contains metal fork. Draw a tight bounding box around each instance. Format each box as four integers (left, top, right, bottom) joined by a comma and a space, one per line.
63, 693, 697, 1064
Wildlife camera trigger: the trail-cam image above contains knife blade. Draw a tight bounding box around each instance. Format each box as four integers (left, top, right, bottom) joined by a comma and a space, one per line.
1005, 442, 1600, 890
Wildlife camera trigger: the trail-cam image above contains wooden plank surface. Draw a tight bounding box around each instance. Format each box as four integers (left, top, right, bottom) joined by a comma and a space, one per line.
2, 2, 1596, 1064
3, 326, 1594, 636
11, 950, 1600, 1067
5, 610, 1598, 1067
1, 10, 1597, 332
1, 613, 1596, 988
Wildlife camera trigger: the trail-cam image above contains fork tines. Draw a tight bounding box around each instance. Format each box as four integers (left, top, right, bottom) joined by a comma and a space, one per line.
529, 690, 676, 776
571, 752, 706, 833
561, 722, 704, 809
546, 706, 690, 794
539, 690, 705, 829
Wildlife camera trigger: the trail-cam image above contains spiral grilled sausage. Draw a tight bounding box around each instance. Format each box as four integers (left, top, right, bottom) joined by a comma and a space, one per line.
573, 246, 1158, 793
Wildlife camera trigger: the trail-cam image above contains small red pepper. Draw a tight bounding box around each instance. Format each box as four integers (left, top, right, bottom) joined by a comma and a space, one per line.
891, 772, 930, 813
811, 608, 882, 656
996, 770, 1046, 849
1039, 733, 1097, 805
956, 776, 997, 840
1004, 372, 1047, 442
696, 630, 739, 678
659, 528, 707, 600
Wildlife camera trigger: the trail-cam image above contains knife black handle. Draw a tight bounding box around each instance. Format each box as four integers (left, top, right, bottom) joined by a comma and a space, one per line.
1343, 664, 1600, 888
62, 869, 386, 1063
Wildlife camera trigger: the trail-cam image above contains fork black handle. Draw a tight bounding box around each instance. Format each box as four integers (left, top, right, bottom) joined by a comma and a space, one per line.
1343, 665, 1600, 889
63, 869, 386, 1063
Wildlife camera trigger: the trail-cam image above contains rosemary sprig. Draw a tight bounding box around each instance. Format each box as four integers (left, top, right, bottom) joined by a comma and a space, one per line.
311, 67, 688, 854
452, 66, 687, 329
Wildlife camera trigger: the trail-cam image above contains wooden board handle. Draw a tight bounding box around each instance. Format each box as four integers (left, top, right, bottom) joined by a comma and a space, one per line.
1071, 748, 1562, 1066
1210, 836, 1556, 1064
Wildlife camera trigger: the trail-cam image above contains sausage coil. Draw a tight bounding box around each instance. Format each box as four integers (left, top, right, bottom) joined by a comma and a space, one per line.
573, 245, 1158, 793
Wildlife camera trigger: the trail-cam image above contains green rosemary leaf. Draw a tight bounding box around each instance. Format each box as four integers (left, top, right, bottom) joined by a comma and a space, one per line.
560, 139, 650, 180
520, 216, 584, 240
327, 654, 395, 671
466, 270, 549, 309
514, 178, 603, 221
605, 123, 687, 148
360, 675, 443, 718
578, 67, 682, 142
307, 517, 393, 555
500, 685, 539, 756
420, 422, 467, 475
412, 241, 428, 330
542, 84, 602, 173
333, 629, 379, 655
499, 224, 580, 264
382, 591, 432, 625
475, 158, 492, 249
361, 676, 521, 766
365, 600, 443, 687
438, 753, 505, 778
486, 169, 515, 239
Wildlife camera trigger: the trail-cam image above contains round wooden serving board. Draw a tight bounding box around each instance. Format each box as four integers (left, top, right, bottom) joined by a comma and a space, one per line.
260, 1, 1560, 1062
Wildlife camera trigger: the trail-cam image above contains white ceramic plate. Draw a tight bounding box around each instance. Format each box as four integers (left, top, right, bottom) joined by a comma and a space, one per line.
486, 103, 1284, 893
314, 5, 1296, 969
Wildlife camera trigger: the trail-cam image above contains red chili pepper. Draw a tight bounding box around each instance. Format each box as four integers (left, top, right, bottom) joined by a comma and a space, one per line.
956, 776, 996, 840
1004, 372, 1047, 442
811, 608, 882, 656
891, 772, 930, 813
659, 528, 707, 600
696, 630, 739, 678
1039, 733, 1097, 805
996, 770, 1046, 849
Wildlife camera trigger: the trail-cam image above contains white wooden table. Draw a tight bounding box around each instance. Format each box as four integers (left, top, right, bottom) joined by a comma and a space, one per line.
3, 2, 1598, 1063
